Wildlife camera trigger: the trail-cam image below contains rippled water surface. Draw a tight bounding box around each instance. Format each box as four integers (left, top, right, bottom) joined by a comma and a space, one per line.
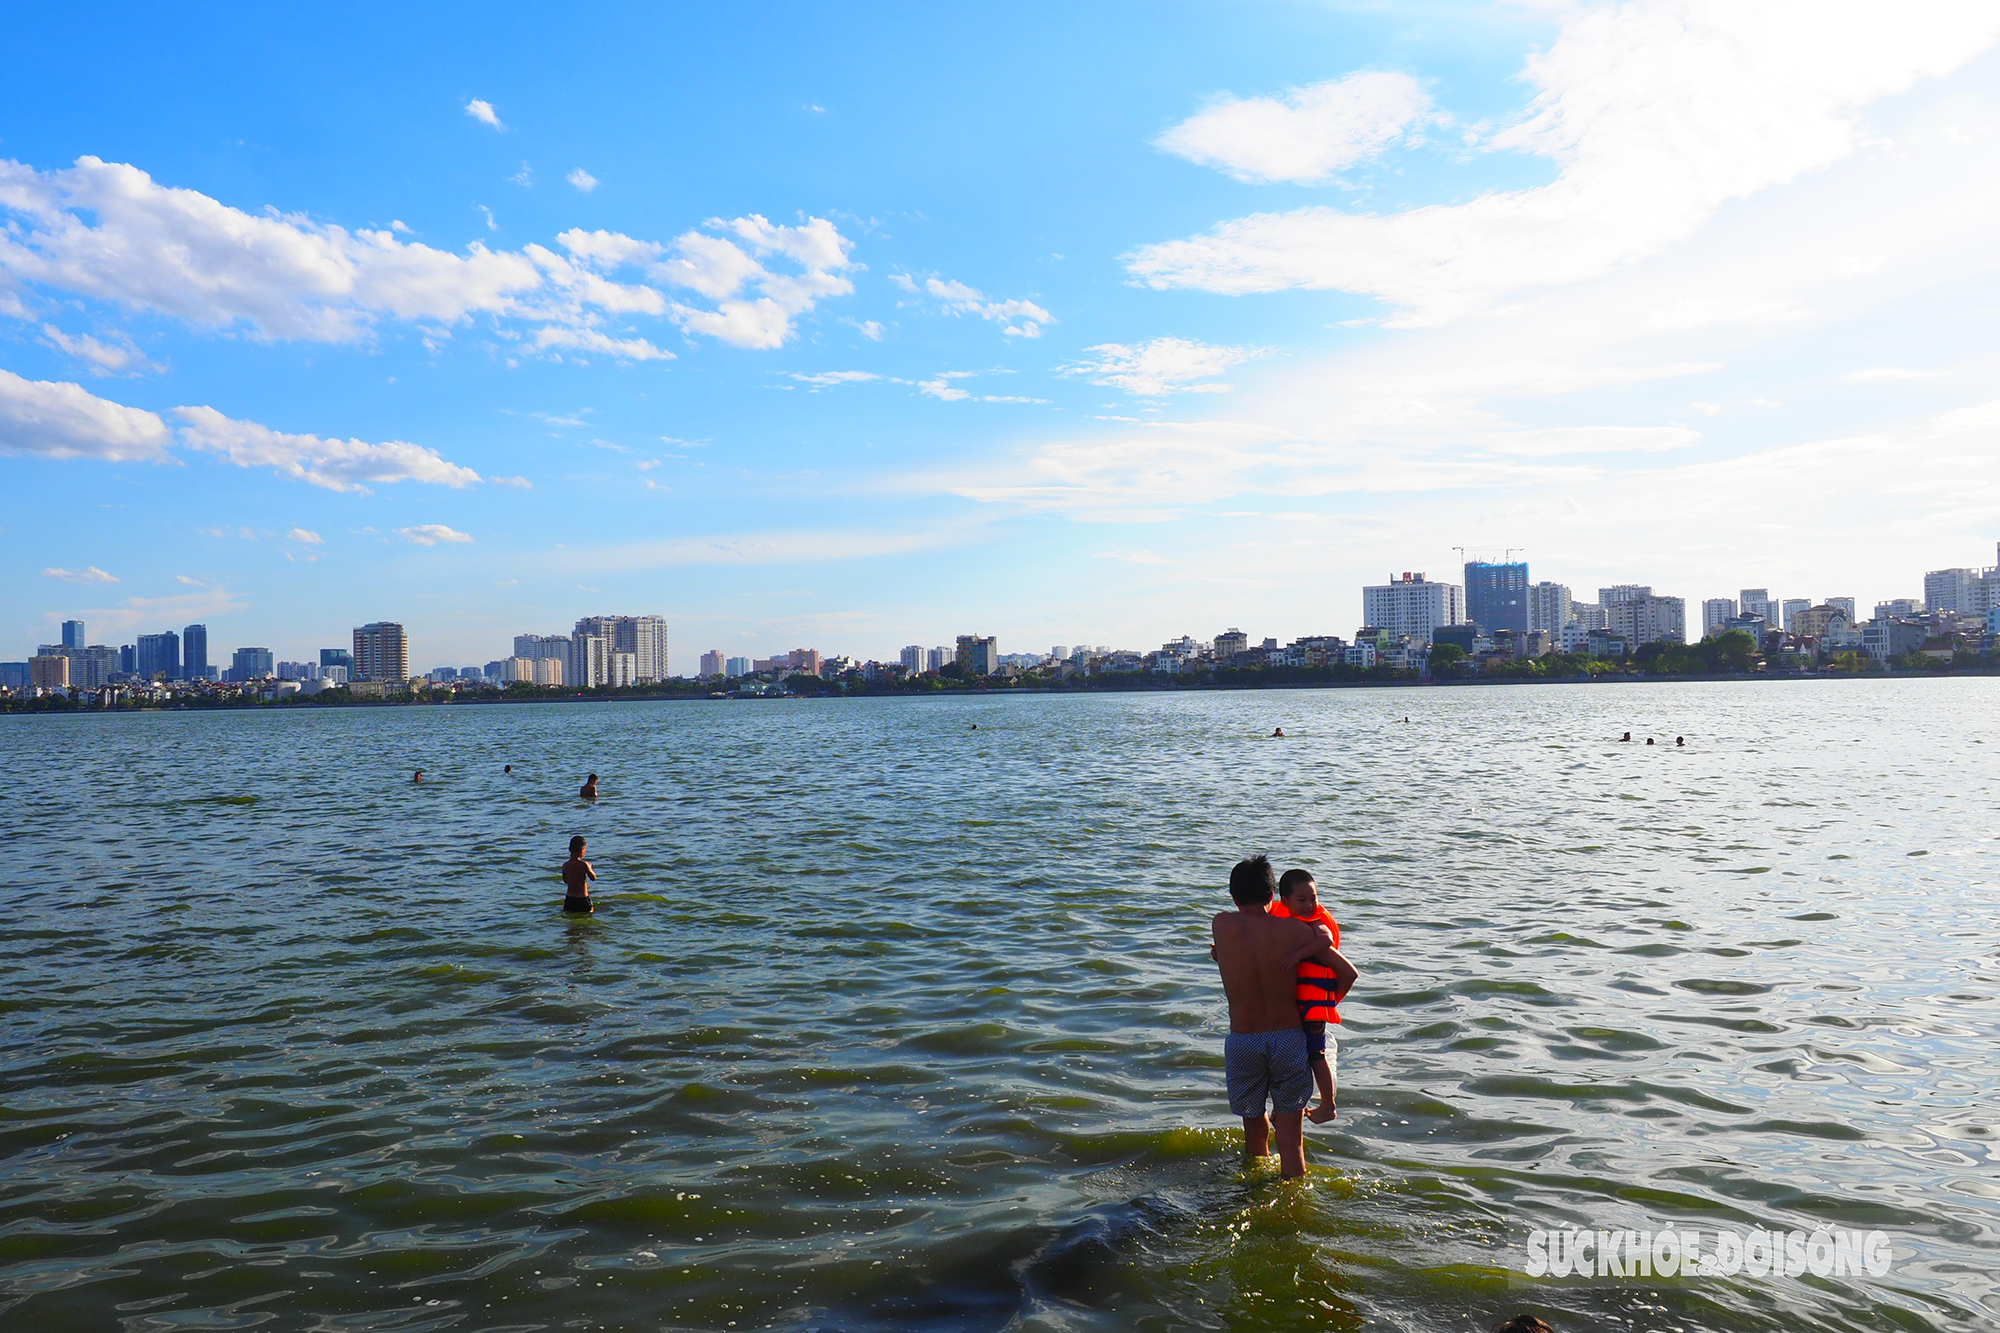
3, 681, 1997, 1332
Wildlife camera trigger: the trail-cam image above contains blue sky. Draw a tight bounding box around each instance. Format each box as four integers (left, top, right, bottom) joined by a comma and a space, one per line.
6, 2, 2000, 671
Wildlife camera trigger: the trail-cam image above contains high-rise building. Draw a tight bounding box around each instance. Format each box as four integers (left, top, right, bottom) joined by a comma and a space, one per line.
30, 653, 70, 689
1826, 597, 1857, 625
229, 647, 275, 681
568, 633, 611, 688
1362, 573, 1465, 644
352, 622, 409, 683
1464, 561, 1529, 634
119, 644, 136, 675
927, 647, 951, 673
955, 634, 999, 675
1214, 628, 1249, 659
136, 631, 180, 681
573, 615, 670, 682
699, 650, 725, 678
724, 656, 750, 678
1601, 584, 1652, 606
900, 645, 925, 673
1924, 568, 1981, 614
532, 657, 564, 687
1701, 598, 1737, 638
182, 624, 209, 681
320, 648, 354, 673
1526, 582, 1572, 634
1607, 595, 1686, 646
61, 620, 85, 649
1793, 603, 1852, 640
1739, 589, 1774, 625
70, 645, 119, 688
1569, 600, 1608, 631
1780, 598, 1811, 632
1874, 598, 1922, 620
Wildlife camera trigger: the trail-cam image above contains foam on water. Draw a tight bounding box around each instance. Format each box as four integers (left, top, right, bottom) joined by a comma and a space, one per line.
2, 681, 1996, 1330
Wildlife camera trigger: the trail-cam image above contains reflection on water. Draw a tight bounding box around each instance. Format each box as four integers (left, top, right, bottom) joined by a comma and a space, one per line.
1, 680, 1995, 1331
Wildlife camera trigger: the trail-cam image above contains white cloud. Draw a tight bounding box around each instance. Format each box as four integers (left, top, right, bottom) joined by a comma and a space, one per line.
848, 319, 885, 340
1845, 366, 1950, 382
923, 277, 1052, 338
397, 524, 474, 546
63, 586, 245, 641
918, 379, 969, 402
1484, 425, 1702, 456
41, 325, 161, 376
1126, 4, 2000, 324
41, 565, 119, 583
0, 368, 173, 461
465, 99, 503, 130
1156, 70, 1432, 184
489, 474, 533, 488
510, 162, 534, 188
790, 370, 881, 387
174, 405, 482, 492
0, 156, 853, 357
567, 168, 599, 192
531, 326, 675, 361
1062, 337, 1270, 396
286, 527, 322, 544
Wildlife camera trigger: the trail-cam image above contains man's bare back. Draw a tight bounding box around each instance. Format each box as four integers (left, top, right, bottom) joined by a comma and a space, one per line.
1212, 910, 1342, 1032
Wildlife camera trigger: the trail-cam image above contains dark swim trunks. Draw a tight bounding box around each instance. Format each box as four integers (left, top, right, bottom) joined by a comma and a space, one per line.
562, 896, 593, 914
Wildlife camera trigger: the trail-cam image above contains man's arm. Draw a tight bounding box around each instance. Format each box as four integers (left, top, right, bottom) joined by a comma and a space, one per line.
1288, 923, 1359, 999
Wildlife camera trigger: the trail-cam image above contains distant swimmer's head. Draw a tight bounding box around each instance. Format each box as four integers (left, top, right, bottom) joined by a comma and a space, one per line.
1272, 727, 1285, 737
569, 835, 586, 858
1228, 854, 1277, 907
1676, 736, 1685, 746
1620, 732, 1632, 741
1278, 868, 1319, 916
586, 773, 598, 782
413, 769, 424, 782
1492, 1318, 1555, 1333
1646, 737, 1656, 745
504, 764, 513, 773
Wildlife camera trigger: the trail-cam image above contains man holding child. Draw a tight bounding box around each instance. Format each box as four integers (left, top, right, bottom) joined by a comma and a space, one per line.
1211, 855, 1357, 1177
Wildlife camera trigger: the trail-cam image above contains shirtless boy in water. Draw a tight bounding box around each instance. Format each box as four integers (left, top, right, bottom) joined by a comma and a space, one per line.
561, 835, 596, 914
1211, 855, 1358, 1177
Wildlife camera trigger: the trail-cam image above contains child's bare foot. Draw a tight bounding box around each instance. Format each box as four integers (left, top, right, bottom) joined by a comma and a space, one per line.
1307, 1102, 1338, 1124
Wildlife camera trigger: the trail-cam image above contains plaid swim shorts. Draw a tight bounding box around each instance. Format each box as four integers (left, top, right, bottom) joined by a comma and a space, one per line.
1223, 1027, 1312, 1117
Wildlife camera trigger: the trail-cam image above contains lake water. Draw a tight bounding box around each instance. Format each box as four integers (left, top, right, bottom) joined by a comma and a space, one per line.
2, 680, 1996, 1332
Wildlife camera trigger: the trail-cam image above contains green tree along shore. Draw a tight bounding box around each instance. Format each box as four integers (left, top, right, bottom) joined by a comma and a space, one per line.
8, 630, 1998, 713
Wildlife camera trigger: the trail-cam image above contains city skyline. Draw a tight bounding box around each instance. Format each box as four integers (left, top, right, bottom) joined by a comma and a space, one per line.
7, 6, 2000, 670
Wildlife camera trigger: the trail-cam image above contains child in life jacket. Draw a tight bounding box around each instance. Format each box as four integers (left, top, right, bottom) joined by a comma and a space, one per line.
1272, 868, 1349, 1122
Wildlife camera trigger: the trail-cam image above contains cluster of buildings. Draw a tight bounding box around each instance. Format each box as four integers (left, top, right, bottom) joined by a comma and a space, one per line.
10, 544, 1999, 702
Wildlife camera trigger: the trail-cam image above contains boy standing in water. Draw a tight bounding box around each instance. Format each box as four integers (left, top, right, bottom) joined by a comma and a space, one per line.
1270, 869, 1350, 1122
561, 835, 596, 914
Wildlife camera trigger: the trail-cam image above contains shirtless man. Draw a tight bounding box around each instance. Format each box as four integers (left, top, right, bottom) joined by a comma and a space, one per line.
1212, 854, 1358, 1177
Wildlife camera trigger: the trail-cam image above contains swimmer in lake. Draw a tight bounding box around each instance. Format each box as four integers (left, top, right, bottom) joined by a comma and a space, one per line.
1676, 736, 1685, 747
1646, 737, 1656, 745
1619, 732, 1632, 742
1272, 727, 1286, 737
561, 835, 596, 914
580, 773, 599, 800
504, 763, 513, 774
413, 769, 425, 783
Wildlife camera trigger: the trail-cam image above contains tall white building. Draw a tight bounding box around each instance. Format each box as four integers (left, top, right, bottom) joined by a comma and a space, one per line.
1780, 598, 1811, 632
699, 649, 724, 678
1738, 589, 1774, 625
1527, 582, 1572, 634
1361, 572, 1465, 645
927, 646, 952, 673
514, 633, 570, 661
900, 645, 926, 673
1701, 598, 1736, 638
1826, 597, 1857, 624
1600, 584, 1652, 606
724, 656, 751, 677
1608, 595, 1686, 647
1569, 600, 1608, 630
574, 615, 669, 682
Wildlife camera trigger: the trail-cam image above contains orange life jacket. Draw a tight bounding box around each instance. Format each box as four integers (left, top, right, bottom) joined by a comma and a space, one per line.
1269, 900, 1342, 1023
